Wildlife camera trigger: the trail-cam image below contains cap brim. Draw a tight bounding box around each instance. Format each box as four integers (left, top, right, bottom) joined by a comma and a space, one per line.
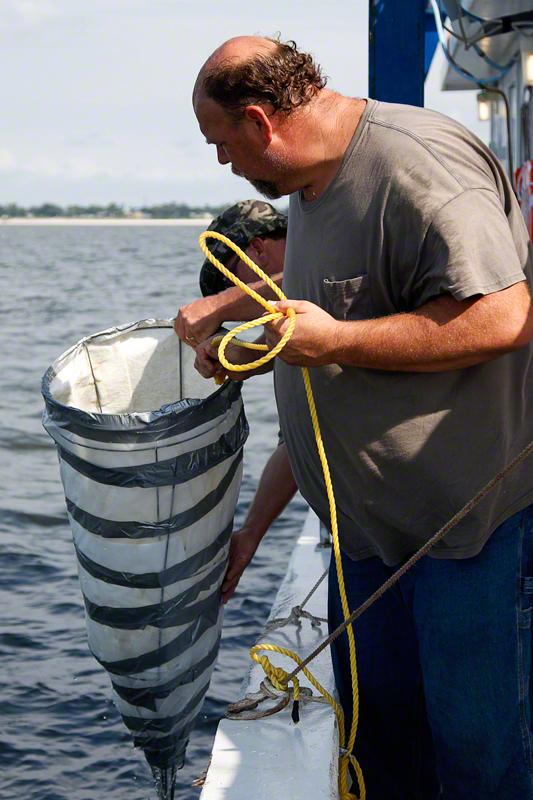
199, 259, 234, 296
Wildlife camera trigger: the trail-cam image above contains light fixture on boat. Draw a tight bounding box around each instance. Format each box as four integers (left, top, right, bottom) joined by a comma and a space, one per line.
476, 90, 493, 122
522, 49, 533, 87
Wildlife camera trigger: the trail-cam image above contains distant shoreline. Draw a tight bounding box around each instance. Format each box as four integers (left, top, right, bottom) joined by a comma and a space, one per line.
0, 217, 213, 226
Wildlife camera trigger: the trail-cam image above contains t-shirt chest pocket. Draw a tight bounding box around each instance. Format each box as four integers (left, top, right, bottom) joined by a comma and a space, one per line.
323, 275, 373, 321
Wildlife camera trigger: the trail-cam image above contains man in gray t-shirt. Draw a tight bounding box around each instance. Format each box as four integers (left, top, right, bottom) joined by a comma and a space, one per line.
193, 36, 533, 798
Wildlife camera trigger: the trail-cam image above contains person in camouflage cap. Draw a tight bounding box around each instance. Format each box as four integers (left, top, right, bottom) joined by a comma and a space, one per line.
181, 198, 295, 612
199, 199, 287, 296
175, 199, 286, 345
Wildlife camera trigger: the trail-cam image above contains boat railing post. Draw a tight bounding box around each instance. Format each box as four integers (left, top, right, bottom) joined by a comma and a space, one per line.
318, 521, 332, 548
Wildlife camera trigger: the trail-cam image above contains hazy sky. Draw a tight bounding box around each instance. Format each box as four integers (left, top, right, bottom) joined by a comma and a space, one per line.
1, 0, 488, 206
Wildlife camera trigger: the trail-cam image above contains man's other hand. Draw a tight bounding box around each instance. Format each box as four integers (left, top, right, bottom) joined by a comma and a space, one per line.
221, 528, 262, 603
174, 295, 222, 345
193, 336, 225, 380
194, 334, 273, 381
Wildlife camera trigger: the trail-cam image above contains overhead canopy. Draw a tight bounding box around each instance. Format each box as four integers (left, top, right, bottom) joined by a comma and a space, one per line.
440, 0, 533, 90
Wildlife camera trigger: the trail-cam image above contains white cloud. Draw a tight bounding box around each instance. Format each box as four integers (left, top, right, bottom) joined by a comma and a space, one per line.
0, 149, 17, 171
2, 0, 58, 29
2, 144, 218, 184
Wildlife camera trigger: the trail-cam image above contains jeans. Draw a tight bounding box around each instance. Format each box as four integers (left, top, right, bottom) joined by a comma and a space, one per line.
328, 505, 533, 800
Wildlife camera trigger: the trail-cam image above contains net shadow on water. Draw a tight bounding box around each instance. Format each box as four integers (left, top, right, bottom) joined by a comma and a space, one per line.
0, 225, 304, 800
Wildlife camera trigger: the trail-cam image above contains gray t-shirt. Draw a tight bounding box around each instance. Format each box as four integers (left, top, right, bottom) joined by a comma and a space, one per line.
274, 98, 533, 566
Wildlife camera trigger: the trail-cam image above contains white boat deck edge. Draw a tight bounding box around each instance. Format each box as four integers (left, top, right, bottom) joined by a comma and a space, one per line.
200, 510, 339, 800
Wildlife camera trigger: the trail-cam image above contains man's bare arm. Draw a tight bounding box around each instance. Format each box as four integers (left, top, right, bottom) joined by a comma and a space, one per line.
222, 443, 297, 603
265, 282, 533, 371
175, 272, 283, 344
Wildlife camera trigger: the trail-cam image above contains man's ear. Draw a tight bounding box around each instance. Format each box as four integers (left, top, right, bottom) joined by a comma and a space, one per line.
243, 105, 273, 145
247, 237, 267, 266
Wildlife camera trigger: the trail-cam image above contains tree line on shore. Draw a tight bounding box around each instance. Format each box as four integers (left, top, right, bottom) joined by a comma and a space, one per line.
0, 202, 228, 219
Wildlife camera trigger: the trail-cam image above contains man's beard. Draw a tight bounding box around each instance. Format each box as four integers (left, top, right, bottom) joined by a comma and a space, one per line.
248, 177, 283, 200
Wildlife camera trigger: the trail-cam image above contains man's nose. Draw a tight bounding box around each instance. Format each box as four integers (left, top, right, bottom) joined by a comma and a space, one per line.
216, 145, 230, 165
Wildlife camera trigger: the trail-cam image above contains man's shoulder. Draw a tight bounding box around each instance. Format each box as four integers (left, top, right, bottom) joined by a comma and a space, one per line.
368, 99, 474, 146
366, 100, 497, 192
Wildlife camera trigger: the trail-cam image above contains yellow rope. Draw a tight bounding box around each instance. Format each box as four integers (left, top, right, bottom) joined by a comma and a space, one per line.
198, 230, 365, 800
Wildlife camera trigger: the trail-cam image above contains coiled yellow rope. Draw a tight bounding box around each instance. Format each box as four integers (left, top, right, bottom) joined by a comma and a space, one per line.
198, 230, 365, 800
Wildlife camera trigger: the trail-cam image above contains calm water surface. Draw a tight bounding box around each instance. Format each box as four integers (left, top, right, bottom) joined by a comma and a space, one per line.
0, 225, 306, 799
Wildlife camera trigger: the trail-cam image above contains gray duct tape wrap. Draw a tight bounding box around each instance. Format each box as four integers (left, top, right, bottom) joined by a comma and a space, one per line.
42, 319, 248, 775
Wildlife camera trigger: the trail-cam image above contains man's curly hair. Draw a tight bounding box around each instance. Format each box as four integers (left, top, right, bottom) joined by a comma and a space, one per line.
202, 38, 327, 117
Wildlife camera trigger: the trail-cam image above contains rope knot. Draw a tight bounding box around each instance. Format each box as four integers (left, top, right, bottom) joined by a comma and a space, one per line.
250, 644, 301, 701
267, 663, 291, 693
250, 645, 302, 725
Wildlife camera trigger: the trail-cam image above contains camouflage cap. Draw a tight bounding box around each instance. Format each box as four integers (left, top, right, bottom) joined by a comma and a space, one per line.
199, 199, 287, 296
